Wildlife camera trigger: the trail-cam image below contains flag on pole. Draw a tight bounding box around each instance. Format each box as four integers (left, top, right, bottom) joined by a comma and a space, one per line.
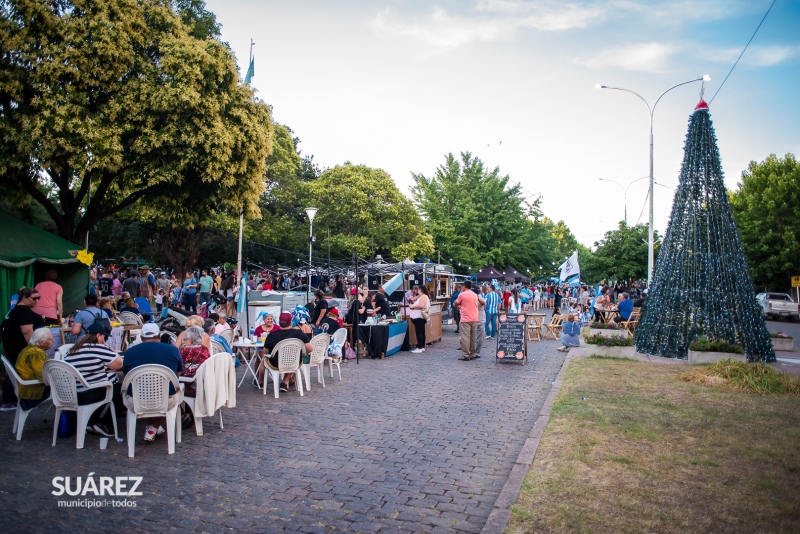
237, 271, 248, 314
559, 251, 580, 282
381, 273, 404, 295
244, 57, 254, 84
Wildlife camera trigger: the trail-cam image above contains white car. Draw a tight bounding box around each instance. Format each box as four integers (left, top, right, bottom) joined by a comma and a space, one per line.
756, 292, 800, 321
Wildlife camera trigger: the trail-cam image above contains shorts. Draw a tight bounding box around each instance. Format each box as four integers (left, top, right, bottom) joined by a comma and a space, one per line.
227, 296, 234, 302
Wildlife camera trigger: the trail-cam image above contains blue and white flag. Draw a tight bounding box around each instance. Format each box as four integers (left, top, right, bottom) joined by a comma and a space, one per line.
244, 58, 254, 84
237, 271, 248, 314
559, 251, 580, 282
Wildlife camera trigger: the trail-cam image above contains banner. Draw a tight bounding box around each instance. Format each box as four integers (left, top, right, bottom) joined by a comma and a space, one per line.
559, 251, 580, 282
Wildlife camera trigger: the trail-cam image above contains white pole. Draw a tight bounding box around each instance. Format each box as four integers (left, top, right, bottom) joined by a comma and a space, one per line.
236, 209, 243, 286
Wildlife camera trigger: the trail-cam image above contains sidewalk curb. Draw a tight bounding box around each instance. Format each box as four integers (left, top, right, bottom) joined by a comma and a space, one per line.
480, 347, 582, 534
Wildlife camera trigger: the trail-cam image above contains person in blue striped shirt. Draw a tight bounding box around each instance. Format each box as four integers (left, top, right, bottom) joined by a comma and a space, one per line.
484, 286, 500, 339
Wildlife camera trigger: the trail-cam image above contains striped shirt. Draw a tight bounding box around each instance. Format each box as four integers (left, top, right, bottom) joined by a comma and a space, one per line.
65, 344, 119, 390
485, 290, 500, 314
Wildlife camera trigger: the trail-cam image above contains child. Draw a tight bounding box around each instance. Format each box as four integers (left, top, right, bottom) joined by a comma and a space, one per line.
579, 305, 592, 327
156, 288, 166, 313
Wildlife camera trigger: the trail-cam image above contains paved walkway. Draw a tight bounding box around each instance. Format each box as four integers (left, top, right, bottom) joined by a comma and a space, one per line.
0, 320, 566, 533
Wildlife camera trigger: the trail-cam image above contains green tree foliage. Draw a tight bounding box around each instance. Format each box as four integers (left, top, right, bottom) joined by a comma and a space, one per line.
309, 163, 434, 261
590, 222, 659, 282
730, 153, 800, 291
0, 0, 271, 249
411, 152, 557, 273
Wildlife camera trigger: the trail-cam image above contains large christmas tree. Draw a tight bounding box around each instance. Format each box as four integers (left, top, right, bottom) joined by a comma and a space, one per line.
635, 99, 775, 362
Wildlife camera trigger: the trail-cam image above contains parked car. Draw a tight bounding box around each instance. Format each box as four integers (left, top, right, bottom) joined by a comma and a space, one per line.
756, 292, 800, 321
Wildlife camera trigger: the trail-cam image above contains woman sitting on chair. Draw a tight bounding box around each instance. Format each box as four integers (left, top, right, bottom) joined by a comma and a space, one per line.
557, 314, 582, 352
14, 328, 54, 409
118, 297, 142, 317
64, 324, 124, 437
175, 315, 211, 349
178, 326, 210, 399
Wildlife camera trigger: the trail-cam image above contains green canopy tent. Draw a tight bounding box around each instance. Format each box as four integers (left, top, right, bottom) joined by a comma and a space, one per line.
0, 209, 91, 324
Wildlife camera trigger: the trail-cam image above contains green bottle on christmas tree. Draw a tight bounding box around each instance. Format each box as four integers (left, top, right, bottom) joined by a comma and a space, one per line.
634, 98, 775, 362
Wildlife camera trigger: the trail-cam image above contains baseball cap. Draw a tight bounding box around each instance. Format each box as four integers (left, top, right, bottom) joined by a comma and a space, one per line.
87, 323, 108, 336
141, 323, 160, 339
279, 312, 293, 326
329, 308, 339, 316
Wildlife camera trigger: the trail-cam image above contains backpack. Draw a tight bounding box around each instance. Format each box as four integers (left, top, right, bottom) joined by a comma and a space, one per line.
93, 311, 113, 336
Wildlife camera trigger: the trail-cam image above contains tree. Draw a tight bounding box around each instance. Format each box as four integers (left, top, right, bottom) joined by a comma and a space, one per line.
411, 152, 555, 273
590, 222, 658, 283
308, 163, 434, 261
0, 0, 270, 248
730, 153, 800, 292
635, 101, 773, 362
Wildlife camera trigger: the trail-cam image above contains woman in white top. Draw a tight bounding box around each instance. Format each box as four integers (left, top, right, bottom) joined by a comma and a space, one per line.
508, 288, 520, 314
533, 287, 541, 311
408, 285, 431, 353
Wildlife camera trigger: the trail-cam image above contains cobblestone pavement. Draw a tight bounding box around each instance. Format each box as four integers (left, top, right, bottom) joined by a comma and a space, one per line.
0, 317, 566, 533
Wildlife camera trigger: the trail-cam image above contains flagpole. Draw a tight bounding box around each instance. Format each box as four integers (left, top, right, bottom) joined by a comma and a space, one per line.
237, 38, 254, 290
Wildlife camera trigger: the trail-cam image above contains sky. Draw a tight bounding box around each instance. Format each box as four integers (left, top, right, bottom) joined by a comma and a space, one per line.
205, 0, 800, 248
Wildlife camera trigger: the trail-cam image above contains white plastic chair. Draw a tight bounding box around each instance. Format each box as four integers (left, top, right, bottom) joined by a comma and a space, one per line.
161, 332, 178, 346
326, 329, 346, 382
42, 360, 118, 449
54, 343, 74, 361
118, 311, 144, 325
179, 352, 230, 436
209, 340, 226, 354
121, 364, 183, 457
2, 356, 51, 440
263, 339, 305, 398
218, 328, 234, 345
302, 334, 330, 391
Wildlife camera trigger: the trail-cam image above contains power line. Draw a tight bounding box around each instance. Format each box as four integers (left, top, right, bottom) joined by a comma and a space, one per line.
709, 0, 776, 104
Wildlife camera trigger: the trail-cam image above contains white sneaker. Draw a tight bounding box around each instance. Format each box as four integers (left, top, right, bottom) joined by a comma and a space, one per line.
411, 348, 423, 353
485, 335, 491, 339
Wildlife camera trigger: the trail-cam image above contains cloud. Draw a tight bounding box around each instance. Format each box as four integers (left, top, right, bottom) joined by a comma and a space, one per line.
575, 42, 678, 72
700, 44, 800, 67
371, 2, 606, 49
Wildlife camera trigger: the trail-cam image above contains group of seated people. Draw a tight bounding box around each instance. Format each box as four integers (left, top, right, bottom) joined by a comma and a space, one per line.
15, 314, 221, 442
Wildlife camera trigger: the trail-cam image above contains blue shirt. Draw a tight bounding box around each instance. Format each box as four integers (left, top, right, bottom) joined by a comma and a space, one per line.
617, 299, 634, 320
485, 291, 500, 314
123, 342, 184, 395
183, 278, 198, 295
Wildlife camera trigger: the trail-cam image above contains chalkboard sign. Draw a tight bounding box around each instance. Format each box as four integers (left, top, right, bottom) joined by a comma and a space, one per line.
495, 313, 527, 364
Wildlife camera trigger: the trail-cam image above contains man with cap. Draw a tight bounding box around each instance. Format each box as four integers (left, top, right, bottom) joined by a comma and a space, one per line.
257, 312, 313, 392
139, 266, 156, 300
122, 323, 183, 442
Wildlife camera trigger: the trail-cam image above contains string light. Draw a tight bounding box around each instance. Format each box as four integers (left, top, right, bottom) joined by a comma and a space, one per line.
634, 101, 775, 362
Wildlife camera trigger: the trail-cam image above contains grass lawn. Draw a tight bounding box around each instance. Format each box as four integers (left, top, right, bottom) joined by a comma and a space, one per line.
507, 356, 800, 533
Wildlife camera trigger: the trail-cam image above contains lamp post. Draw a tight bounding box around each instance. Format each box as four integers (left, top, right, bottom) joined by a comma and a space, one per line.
305, 207, 318, 304
596, 74, 710, 287
598, 176, 650, 225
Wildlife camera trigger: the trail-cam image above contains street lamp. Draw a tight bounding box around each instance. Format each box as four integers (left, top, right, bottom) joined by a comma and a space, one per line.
596, 74, 710, 287
305, 207, 318, 304
598, 176, 650, 225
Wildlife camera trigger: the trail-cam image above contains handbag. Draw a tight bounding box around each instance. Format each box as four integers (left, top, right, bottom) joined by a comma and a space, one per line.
421, 307, 431, 321
344, 343, 357, 360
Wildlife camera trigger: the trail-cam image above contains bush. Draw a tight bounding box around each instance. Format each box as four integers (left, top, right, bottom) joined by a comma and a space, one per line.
680, 359, 800, 395
689, 335, 743, 354
770, 331, 793, 339
584, 334, 634, 347
588, 321, 622, 330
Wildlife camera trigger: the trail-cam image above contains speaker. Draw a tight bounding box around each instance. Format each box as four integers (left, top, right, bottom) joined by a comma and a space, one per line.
408, 273, 419, 286
368, 275, 381, 291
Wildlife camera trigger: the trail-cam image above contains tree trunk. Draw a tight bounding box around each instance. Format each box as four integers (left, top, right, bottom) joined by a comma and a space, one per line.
157, 226, 207, 280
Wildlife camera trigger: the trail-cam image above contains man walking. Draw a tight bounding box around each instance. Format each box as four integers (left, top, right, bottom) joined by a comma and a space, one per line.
198, 269, 214, 307
484, 285, 500, 339
454, 280, 479, 361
